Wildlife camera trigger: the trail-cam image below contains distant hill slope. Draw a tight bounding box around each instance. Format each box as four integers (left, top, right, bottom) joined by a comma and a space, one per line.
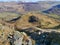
43, 4, 60, 15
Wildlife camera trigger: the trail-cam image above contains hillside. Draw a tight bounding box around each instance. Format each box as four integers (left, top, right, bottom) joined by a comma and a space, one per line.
43, 4, 60, 15
0, 12, 60, 45
0, 1, 60, 45
15, 12, 60, 29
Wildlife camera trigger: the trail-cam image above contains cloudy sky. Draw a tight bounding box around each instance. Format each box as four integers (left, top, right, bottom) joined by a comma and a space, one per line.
0, 0, 60, 2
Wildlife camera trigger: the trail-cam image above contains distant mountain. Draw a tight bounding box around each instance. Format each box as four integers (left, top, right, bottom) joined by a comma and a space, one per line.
13, 1, 60, 11
43, 4, 60, 15
0, 1, 60, 13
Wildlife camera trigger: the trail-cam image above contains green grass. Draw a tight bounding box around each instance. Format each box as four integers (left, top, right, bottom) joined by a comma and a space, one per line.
48, 14, 60, 19
0, 12, 20, 21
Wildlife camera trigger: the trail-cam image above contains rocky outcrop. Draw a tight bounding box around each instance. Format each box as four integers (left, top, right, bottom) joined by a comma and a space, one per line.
13, 31, 33, 45
0, 23, 34, 45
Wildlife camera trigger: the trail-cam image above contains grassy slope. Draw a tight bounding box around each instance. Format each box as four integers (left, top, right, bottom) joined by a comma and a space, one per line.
0, 12, 20, 21
15, 12, 60, 29
47, 14, 60, 20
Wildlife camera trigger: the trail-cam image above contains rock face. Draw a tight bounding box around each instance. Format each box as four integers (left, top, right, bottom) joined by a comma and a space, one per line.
13, 31, 32, 45
15, 13, 60, 30
8, 31, 33, 45
14, 31, 23, 45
